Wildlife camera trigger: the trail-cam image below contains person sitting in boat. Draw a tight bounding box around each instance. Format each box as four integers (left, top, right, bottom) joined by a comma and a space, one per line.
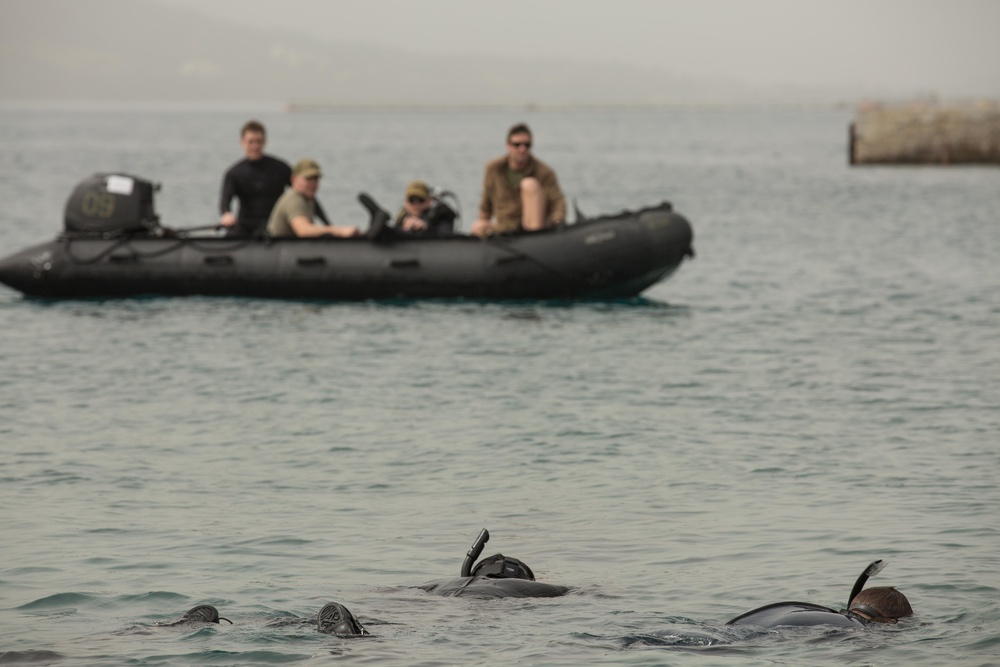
726, 560, 913, 629
266, 159, 361, 238
392, 180, 457, 236
417, 528, 569, 599
470, 123, 566, 237
218, 120, 331, 239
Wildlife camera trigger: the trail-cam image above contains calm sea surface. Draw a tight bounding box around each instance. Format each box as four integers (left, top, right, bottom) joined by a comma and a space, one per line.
0, 107, 998, 666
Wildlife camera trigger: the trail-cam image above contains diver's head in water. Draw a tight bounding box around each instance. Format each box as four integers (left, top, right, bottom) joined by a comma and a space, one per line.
848, 586, 913, 623
470, 553, 535, 580
160, 604, 231, 626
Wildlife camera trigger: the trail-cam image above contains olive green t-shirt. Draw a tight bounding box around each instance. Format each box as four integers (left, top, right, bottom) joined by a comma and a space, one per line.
266, 189, 315, 237
505, 168, 526, 191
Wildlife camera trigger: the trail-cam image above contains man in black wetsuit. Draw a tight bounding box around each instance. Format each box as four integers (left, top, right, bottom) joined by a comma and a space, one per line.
416, 528, 569, 599
726, 560, 913, 629
318, 529, 567, 637
218, 120, 328, 238
155, 530, 565, 638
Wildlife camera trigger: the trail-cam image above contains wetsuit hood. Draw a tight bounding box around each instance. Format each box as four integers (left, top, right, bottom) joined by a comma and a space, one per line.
471, 553, 535, 580
458, 528, 535, 580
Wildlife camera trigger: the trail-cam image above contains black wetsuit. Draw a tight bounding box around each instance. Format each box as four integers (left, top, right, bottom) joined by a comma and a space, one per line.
418, 576, 569, 599
727, 602, 867, 629
219, 155, 292, 238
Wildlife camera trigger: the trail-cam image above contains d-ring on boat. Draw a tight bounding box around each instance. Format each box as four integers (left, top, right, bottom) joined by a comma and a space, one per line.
0, 173, 694, 301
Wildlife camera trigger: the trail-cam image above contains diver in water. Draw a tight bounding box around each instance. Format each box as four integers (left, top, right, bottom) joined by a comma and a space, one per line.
315, 528, 569, 637
316, 601, 370, 636
417, 528, 570, 599
151, 601, 367, 637
726, 560, 913, 629
155, 604, 232, 627
154, 529, 566, 638
155, 602, 366, 637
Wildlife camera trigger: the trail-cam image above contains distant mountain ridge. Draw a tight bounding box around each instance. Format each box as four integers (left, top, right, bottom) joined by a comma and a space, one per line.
1, 0, 836, 106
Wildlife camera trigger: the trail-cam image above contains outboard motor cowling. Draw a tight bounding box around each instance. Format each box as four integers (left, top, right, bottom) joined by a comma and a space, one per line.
64, 173, 160, 235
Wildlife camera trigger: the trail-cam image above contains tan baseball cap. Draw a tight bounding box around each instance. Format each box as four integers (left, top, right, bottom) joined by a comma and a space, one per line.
293, 158, 322, 178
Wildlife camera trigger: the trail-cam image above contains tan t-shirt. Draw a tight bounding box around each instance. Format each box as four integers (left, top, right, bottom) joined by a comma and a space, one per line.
266, 189, 315, 237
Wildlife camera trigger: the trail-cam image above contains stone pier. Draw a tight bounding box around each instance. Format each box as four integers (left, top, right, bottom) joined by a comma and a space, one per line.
849, 101, 1000, 165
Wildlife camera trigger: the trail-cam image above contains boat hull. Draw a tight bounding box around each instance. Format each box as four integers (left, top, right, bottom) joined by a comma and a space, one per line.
0, 204, 693, 301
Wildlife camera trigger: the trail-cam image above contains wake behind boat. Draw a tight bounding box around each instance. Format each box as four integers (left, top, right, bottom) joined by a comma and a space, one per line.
0, 173, 694, 301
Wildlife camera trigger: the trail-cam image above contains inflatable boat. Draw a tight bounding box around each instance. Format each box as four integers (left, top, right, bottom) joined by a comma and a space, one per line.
0, 173, 694, 301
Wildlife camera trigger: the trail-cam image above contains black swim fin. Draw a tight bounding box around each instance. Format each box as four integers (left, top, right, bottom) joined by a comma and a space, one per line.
357, 192, 391, 242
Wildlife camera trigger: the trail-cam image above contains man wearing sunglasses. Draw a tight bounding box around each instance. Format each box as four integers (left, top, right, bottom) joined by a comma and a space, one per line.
394, 180, 434, 232
471, 123, 566, 237
391, 180, 458, 236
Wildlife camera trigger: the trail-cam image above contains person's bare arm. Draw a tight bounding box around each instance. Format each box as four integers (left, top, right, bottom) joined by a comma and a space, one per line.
289, 215, 360, 238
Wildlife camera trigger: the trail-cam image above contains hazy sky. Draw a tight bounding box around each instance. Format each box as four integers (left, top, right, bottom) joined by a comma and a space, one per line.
150, 0, 1000, 98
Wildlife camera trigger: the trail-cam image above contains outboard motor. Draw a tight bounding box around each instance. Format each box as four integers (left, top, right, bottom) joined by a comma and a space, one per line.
64, 173, 161, 236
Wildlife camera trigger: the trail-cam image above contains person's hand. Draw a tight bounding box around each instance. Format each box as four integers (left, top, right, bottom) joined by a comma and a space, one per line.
470, 219, 493, 237
401, 216, 428, 232
219, 212, 236, 227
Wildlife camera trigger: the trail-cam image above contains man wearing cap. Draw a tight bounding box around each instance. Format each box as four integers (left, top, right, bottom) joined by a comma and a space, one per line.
266, 159, 361, 238
388, 180, 458, 236
219, 120, 330, 238
471, 123, 566, 237
394, 180, 433, 232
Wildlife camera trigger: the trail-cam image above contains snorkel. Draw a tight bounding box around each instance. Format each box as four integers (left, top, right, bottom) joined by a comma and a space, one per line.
847, 559, 886, 608
461, 528, 490, 577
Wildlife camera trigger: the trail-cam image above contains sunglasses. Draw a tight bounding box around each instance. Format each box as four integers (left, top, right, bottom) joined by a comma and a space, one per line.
509, 141, 532, 149
407, 196, 426, 204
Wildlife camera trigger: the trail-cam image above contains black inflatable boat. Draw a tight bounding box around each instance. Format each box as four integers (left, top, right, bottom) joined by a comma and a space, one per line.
0, 173, 694, 301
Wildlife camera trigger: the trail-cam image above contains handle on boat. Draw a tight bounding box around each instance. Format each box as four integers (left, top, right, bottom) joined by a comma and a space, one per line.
172, 224, 224, 236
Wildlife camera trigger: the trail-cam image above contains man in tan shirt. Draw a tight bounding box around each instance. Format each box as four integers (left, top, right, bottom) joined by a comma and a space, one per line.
471, 124, 566, 237
266, 159, 361, 238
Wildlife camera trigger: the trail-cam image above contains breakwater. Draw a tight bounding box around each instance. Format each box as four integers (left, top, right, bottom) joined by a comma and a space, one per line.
850, 101, 1000, 165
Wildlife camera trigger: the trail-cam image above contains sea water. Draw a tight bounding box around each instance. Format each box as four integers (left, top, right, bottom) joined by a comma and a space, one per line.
0, 107, 998, 666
